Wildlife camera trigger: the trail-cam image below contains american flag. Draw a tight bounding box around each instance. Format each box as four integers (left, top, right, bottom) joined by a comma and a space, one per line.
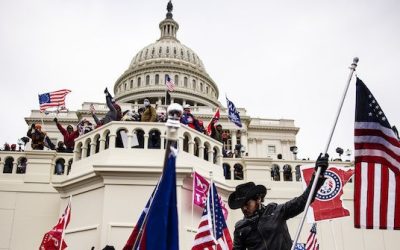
165, 74, 175, 92
305, 223, 319, 250
38, 89, 71, 112
192, 183, 233, 250
354, 77, 400, 230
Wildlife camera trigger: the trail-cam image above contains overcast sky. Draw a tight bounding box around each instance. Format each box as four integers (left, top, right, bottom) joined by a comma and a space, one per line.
1, 0, 399, 160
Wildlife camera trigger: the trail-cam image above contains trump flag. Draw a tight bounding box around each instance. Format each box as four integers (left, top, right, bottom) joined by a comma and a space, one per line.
301, 165, 354, 222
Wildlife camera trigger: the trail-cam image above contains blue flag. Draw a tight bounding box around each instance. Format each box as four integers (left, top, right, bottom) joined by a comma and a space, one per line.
123, 152, 179, 250
226, 97, 242, 128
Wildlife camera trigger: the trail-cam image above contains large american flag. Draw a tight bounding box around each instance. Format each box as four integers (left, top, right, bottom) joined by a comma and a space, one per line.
38, 89, 71, 112
165, 74, 175, 92
305, 223, 319, 250
192, 183, 232, 250
354, 77, 400, 230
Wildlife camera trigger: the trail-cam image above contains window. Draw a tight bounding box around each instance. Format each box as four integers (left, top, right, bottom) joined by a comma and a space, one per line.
137, 77, 141, 87
124, 83, 127, 90
155, 74, 159, 85
206, 86, 208, 94
130, 79, 133, 89
184, 77, 188, 87
192, 80, 196, 89
174, 75, 179, 86
200, 82, 203, 92
268, 145, 276, 154
146, 75, 150, 85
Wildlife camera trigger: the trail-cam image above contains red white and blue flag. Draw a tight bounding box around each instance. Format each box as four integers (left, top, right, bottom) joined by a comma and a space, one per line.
39, 200, 71, 250
123, 151, 179, 250
165, 74, 175, 92
192, 182, 232, 250
354, 77, 400, 230
206, 108, 221, 136
305, 223, 319, 250
38, 89, 71, 112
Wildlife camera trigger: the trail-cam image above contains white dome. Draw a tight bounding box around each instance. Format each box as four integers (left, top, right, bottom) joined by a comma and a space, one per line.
129, 39, 206, 73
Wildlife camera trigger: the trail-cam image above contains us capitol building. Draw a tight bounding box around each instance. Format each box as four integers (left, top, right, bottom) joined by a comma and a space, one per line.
0, 2, 397, 249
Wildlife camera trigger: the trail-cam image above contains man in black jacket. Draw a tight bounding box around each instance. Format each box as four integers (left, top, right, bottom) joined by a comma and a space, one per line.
228, 154, 329, 250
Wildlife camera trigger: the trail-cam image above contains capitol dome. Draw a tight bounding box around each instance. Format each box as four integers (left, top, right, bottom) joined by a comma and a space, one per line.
114, 2, 220, 108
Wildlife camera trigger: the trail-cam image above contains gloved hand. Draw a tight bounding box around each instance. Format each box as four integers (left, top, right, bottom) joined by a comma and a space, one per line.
315, 153, 329, 176
104, 87, 109, 95
53, 117, 58, 123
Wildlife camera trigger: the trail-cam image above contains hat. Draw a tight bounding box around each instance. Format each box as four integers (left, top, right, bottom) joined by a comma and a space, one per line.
228, 182, 267, 209
144, 98, 150, 102
183, 104, 191, 109
35, 124, 42, 129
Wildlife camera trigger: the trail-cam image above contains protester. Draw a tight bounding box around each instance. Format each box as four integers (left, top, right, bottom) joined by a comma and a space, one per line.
27, 124, 48, 150
3, 143, 10, 151
78, 119, 94, 135
91, 88, 122, 127
54, 118, 79, 153
228, 153, 329, 250
210, 122, 223, 143
180, 104, 201, 131
141, 98, 157, 122
56, 141, 67, 153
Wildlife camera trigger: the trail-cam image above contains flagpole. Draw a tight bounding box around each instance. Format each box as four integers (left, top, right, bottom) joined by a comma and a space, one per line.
290, 57, 359, 250
133, 103, 183, 249
59, 195, 72, 250
191, 168, 195, 230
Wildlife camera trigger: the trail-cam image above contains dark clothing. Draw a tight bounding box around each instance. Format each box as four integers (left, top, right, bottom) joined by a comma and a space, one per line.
211, 123, 223, 142
181, 113, 202, 132
27, 128, 46, 150
56, 123, 79, 151
233, 176, 325, 250
93, 94, 121, 126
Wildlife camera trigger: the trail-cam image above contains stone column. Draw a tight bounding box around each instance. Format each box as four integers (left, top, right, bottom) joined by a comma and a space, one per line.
279, 169, 284, 182
217, 154, 223, 166
160, 135, 165, 149
81, 146, 88, 159
90, 142, 96, 155
144, 135, 149, 149
188, 141, 195, 154
241, 130, 248, 155
73, 148, 81, 161
99, 139, 106, 151
199, 146, 205, 159
0, 161, 4, 174
208, 149, 214, 163
291, 169, 296, 182
109, 134, 116, 149
12, 162, 18, 174
178, 137, 184, 151
231, 130, 237, 152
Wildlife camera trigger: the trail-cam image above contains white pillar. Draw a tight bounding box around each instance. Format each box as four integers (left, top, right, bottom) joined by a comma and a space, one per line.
81, 146, 88, 159
279, 170, 284, 182
189, 141, 194, 154
208, 149, 214, 163
144, 135, 149, 149
90, 142, 96, 155
241, 130, 248, 155
161, 135, 165, 149
99, 139, 106, 151
178, 137, 184, 151
199, 146, 205, 159
231, 130, 237, 152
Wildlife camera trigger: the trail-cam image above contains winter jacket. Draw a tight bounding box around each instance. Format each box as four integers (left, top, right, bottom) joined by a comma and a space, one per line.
27, 128, 46, 150
233, 175, 326, 250
141, 106, 157, 122
211, 122, 223, 142
93, 94, 121, 126
56, 123, 79, 150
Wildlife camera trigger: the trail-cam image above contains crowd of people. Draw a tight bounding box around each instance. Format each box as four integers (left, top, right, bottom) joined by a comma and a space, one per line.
17, 88, 232, 154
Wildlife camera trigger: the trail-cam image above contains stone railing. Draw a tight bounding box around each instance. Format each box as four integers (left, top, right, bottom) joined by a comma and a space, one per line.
222, 157, 354, 183
0, 150, 73, 183
73, 121, 223, 165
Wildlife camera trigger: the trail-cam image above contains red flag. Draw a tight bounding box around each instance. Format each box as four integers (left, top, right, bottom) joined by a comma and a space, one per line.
40, 200, 71, 250
301, 166, 353, 222
207, 108, 220, 136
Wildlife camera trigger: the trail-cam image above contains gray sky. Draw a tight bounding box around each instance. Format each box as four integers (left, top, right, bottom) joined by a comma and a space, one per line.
1, 0, 399, 160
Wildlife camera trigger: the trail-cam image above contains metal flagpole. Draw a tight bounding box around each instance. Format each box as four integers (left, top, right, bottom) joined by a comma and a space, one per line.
191, 168, 195, 230
209, 171, 217, 250
133, 103, 183, 250
291, 57, 359, 250
59, 195, 72, 250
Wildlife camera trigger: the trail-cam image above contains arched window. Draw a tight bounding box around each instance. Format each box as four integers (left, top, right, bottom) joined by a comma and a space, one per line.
148, 129, 161, 149
146, 75, 150, 85
223, 163, 231, 180
234, 164, 244, 180
116, 129, 128, 148
194, 138, 201, 157
295, 165, 302, 181
130, 79, 133, 89
283, 164, 292, 181
124, 83, 127, 90
183, 134, 189, 153
271, 164, 280, 181
200, 82, 203, 92
184, 77, 188, 88
155, 74, 160, 85
206, 86, 209, 94
192, 80, 196, 90
174, 75, 179, 86
3, 157, 14, 173
137, 77, 141, 87
204, 143, 210, 161
55, 158, 65, 175
133, 129, 145, 149
17, 157, 27, 174
104, 131, 110, 150
67, 159, 73, 175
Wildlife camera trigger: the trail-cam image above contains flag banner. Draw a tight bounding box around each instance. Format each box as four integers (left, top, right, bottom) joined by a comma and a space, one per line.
193, 171, 228, 220
39, 89, 71, 112
39, 200, 71, 250
301, 165, 354, 222
354, 77, 400, 230
294, 243, 306, 250
206, 108, 221, 136
192, 183, 233, 250
226, 97, 242, 128
165, 74, 175, 92
305, 223, 319, 250
123, 152, 179, 250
